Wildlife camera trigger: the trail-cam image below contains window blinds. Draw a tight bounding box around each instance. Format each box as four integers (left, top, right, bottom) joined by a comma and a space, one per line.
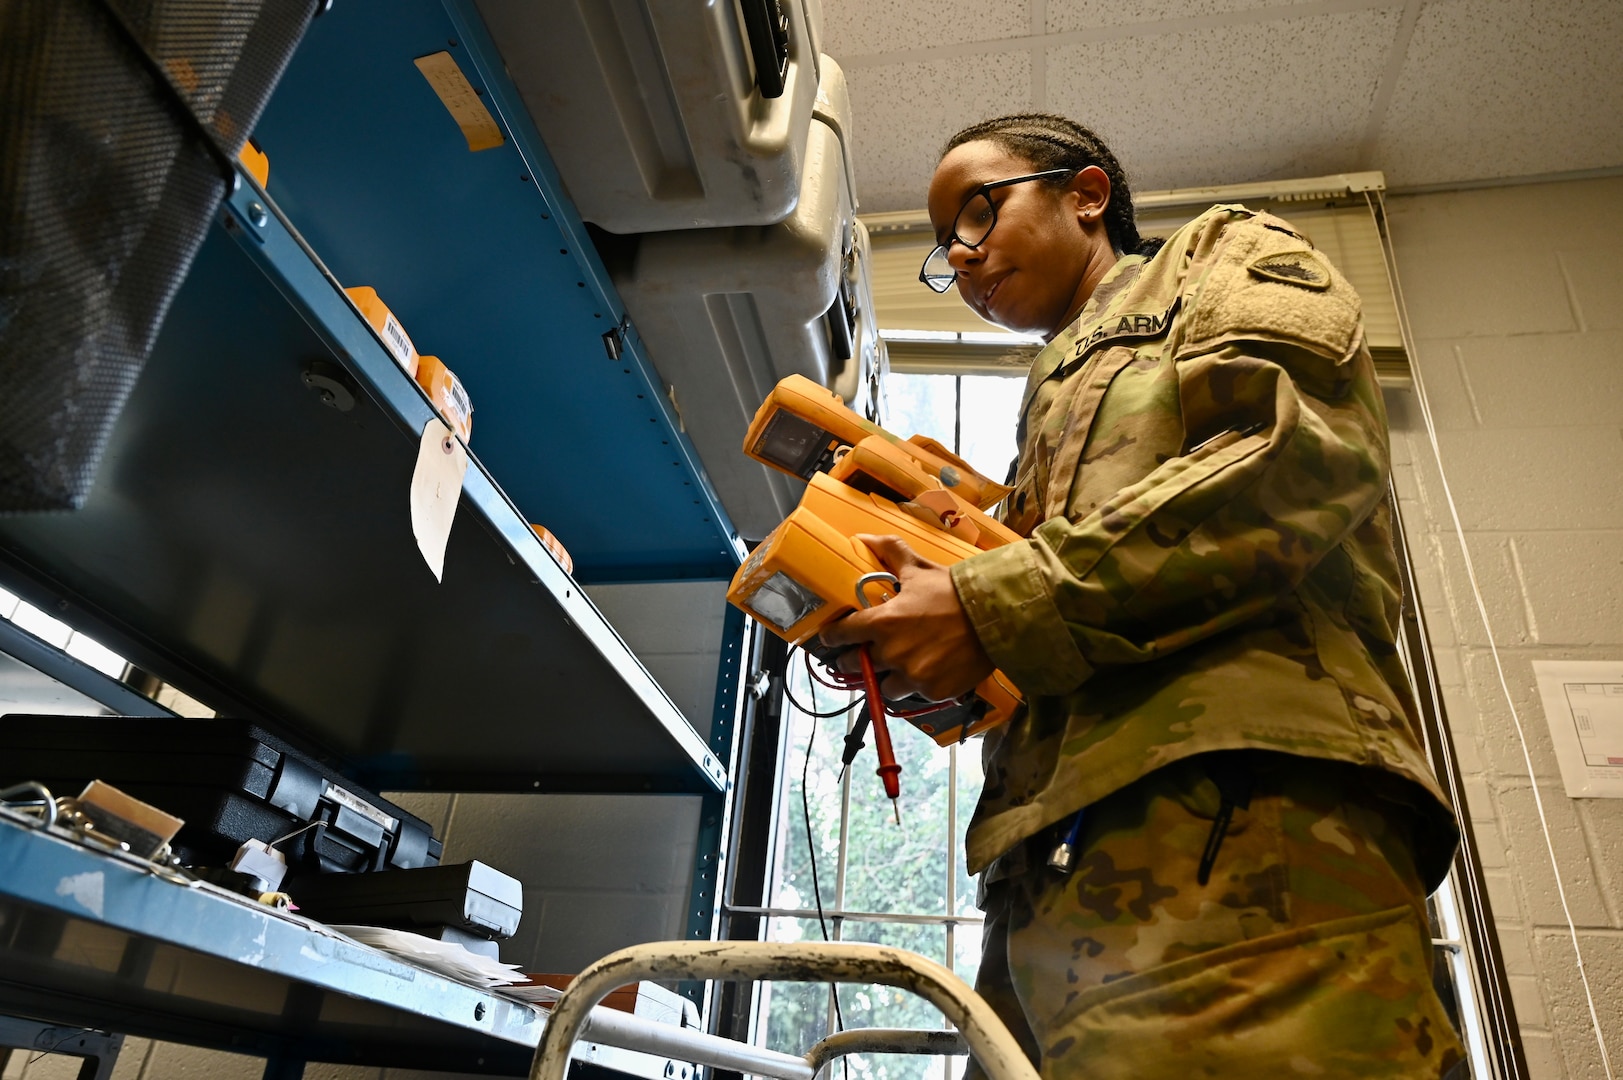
862, 171, 1407, 383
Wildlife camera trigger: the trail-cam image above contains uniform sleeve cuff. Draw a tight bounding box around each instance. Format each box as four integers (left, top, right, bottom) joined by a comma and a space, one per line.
951, 541, 1095, 698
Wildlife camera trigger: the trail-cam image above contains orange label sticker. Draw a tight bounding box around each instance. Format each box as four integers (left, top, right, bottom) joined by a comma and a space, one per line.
413, 51, 505, 153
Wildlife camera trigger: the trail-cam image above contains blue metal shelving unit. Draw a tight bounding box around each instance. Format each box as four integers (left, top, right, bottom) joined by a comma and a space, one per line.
0, 0, 758, 1063
0, 0, 749, 796
252, 0, 744, 584
0, 164, 726, 795
0, 809, 679, 1075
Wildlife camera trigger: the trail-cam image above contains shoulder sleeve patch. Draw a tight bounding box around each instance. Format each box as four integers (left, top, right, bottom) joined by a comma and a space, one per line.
1175, 216, 1362, 366
1248, 249, 1332, 290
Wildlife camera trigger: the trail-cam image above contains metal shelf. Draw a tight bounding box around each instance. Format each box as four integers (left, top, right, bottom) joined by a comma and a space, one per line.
0, 167, 724, 795
0, 812, 675, 1075
250, 0, 743, 584
0, 4, 751, 1073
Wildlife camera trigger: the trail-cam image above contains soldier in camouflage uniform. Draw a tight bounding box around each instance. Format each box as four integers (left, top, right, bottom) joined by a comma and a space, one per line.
821, 114, 1465, 1077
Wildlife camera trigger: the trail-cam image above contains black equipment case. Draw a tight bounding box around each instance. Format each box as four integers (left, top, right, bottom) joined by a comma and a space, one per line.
287, 860, 523, 941
0, 715, 440, 874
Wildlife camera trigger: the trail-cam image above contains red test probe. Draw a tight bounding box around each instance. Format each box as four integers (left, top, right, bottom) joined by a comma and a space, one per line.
852, 572, 905, 824
857, 644, 902, 824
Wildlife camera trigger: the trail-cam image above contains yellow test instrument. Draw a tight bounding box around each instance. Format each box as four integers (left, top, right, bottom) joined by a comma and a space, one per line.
727, 375, 1024, 746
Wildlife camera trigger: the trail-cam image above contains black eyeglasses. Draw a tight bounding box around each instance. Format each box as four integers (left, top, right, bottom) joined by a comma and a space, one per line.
918, 168, 1079, 292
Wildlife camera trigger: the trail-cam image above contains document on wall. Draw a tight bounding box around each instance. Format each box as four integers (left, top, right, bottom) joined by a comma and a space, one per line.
1533, 659, 1623, 798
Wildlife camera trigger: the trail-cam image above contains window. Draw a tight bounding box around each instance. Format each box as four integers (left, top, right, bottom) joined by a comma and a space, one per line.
881, 375, 1026, 487
750, 371, 1024, 1080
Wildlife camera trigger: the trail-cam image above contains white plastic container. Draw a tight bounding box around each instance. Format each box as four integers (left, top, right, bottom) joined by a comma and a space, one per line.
476, 0, 822, 233
840, 219, 888, 426
611, 57, 882, 541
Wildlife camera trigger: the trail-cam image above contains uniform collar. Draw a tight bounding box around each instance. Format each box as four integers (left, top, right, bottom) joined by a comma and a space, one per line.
1020, 255, 1148, 417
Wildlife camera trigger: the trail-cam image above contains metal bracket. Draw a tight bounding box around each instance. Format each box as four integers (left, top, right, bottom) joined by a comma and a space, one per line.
746, 670, 772, 702
0, 1016, 124, 1080
223, 185, 272, 244
602, 314, 633, 362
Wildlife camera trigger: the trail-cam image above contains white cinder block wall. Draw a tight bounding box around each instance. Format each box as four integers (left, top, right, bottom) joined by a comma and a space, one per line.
1383, 176, 1623, 1080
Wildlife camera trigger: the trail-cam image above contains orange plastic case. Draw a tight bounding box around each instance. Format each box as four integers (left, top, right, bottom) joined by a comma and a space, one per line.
415, 355, 472, 443
237, 140, 269, 187
342, 286, 420, 377
744, 374, 1010, 511
729, 473, 977, 643
529, 525, 573, 575
730, 373, 1027, 744
728, 473, 1021, 744
827, 436, 1022, 551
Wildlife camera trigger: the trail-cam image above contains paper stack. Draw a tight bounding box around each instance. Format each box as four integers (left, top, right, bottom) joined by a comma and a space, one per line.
501, 982, 566, 1006
333, 925, 526, 989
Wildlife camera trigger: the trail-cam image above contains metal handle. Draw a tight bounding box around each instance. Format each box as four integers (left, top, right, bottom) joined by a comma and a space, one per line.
577, 1010, 965, 1080
0, 783, 57, 829
738, 0, 790, 98
528, 940, 1038, 1080
807, 1028, 967, 1072
580, 1006, 813, 1080
855, 571, 899, 609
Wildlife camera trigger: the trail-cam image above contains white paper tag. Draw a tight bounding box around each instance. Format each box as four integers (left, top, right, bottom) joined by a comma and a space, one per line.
411, 417, 468, 582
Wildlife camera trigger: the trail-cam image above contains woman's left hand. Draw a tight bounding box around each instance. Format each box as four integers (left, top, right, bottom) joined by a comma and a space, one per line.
818, 534, 995, 702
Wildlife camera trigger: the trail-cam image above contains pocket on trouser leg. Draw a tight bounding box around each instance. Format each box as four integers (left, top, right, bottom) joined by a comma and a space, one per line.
966, 884, 1043, 1080
1038, 905, 1465, 1080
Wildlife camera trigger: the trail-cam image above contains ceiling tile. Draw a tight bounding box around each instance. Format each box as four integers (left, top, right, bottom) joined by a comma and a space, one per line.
1371, 0, 1623, 187
1044, 7, 1401, 192
845, 51, 1035, 213
1047, 0, 1320, 33
821, 0, 1031, 57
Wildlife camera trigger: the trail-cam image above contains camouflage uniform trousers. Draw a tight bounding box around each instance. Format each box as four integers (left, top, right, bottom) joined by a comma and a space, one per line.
965, 752, 1466, 1080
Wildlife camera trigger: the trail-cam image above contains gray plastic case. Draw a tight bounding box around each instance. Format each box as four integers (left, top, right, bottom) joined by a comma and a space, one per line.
610, 57, 884, 541
476, 0, 823, 233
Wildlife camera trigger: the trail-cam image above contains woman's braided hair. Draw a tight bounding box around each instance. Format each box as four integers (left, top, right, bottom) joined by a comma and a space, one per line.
942, 113, 1164, 258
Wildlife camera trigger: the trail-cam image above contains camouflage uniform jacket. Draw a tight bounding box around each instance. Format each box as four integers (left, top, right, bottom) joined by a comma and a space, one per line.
950, 204, 1458, 885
